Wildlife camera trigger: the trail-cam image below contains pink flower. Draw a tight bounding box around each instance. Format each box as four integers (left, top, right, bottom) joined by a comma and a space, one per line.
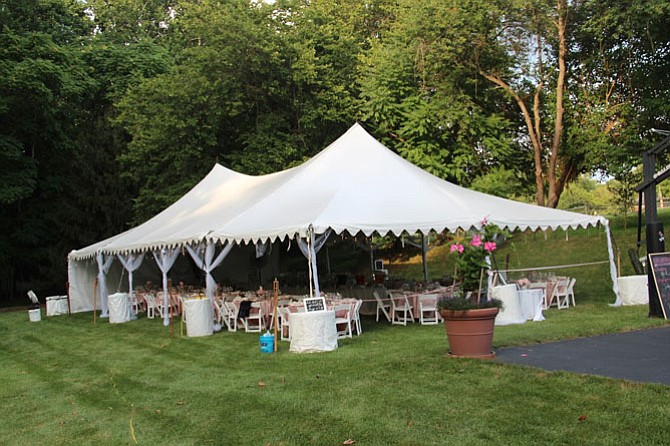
450, 243, 464, 253
470, 234, 482, 248
484, 241, 497, 252
481, 217, 488, 225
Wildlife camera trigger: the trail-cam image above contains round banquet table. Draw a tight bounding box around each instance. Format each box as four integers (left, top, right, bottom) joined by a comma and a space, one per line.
491, 285, 526, 326
183, 298, 214, 337
518, 289, 545, 321
108, 292, 130, 324
289, 310, 338, 353
617, 275, 648, 306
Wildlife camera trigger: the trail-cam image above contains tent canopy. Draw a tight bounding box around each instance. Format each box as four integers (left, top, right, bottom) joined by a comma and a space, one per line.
69, 123, 606, 260
68, 123, 620, 310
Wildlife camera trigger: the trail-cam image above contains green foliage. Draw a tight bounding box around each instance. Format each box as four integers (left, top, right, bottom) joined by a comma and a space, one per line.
449, 221, 508, 291
0, 136, 37, 204
357, 0, 518, 184
84, 0, 176, 43
0, 0, 93, 296
115, 0, 370, 221
557, 176, 614, 215
568, 0, 670, 174
437, 295, 503, 311
606, 167, 643, 223
470, 166, 533, 200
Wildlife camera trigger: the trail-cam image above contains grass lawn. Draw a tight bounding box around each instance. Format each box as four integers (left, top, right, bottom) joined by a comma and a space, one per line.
1, 303, 669, 446
4, 211, 670, 445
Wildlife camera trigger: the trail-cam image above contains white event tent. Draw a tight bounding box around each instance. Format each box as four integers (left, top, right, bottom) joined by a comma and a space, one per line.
68, 123, 621, 317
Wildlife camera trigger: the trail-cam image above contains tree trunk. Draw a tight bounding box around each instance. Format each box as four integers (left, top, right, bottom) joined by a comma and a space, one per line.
546, 0, 568, 209
478, 0, 570, 209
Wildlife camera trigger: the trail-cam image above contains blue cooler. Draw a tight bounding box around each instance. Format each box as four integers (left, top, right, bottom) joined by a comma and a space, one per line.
260, 332, 274, 353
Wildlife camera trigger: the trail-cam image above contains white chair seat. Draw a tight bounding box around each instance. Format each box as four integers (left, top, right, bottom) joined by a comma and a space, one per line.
418, 294, 440, 325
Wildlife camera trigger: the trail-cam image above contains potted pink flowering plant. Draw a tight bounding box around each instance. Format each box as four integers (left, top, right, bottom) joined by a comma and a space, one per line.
449, 218, 504, 294
436, 219, 507, 358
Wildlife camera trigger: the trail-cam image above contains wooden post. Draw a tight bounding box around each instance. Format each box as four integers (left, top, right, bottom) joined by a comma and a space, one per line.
169, 281, 174, 337
273, 278, 279, 352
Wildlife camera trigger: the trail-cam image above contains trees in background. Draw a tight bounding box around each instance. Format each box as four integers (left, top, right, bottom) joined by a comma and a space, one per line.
0, 0, 668, 300
569, 0, 670, 192
115, 0, 375, 221
0, 0, 91, 296
357, 0, 518, 184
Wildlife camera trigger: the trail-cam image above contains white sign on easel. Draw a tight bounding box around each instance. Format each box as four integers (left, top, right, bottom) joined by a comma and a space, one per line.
303, 297, 326, 312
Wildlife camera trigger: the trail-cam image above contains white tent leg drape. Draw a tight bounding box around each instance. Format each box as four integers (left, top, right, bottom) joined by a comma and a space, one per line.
605, 221, 622, 306
297, 228, 332, 297
117, 253, 145, 320
255, 240, 270, 258
153, 248, 180, 326
186, 241, 232, 327
96, 253, 114, 318
187, 241, 233, 306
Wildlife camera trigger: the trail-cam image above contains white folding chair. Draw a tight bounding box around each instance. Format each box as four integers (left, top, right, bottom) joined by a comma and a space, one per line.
279, 307, 291, 341
390, 293, 414, 325
558, 278, 576, 308
222, 301, 239, 332
548, 278, 571, 309
418, 294, 440, 325
243, 302, 264, 332
334, 303, 353, 338
154, 292, 167, 318
373, 291, 391, 322
351, 299, 363, 335
213, 298, 230, 328
144, 293, 158, 319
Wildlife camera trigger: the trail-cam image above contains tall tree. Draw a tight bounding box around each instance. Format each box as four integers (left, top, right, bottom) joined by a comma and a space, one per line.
357, 0, 518, 185
64, 38, 173, 245
115, 0, 373, 222
0, 0, 92, 297
461, 0, 574, 207
568, 0, 670, 176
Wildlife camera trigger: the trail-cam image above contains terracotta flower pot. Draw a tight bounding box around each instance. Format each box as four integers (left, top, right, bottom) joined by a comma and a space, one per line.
440, 307, 499, 359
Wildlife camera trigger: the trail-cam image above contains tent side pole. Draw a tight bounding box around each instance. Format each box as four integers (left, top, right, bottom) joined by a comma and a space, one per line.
421, 233, 428, 283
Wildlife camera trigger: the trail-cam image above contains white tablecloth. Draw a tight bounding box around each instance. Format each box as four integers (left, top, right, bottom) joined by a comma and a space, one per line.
617, 275, 648, 306
518, 289, 545, 321
183, 298, 214, 337
491, 285, 526, 326
108, 293, 130, 324
46, 295, 68, 316
289, 310, 338, 353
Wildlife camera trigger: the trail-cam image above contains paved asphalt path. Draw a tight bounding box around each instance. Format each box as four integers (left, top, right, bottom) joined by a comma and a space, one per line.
494, 326, 670, 386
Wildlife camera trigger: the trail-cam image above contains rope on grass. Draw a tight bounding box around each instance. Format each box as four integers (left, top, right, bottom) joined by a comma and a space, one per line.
110, 372, 139, 444
497, 260, 610, 273
129, 403, 138, 444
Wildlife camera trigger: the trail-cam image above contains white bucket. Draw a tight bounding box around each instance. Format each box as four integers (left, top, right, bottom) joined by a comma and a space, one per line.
28, 308, 41, 322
